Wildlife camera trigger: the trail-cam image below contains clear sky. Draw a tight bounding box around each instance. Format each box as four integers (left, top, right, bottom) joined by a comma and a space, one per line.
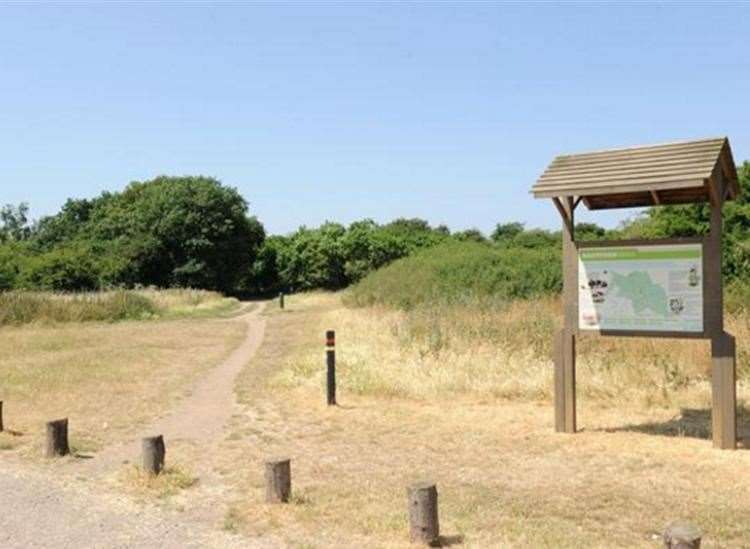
2, 2, 748, 235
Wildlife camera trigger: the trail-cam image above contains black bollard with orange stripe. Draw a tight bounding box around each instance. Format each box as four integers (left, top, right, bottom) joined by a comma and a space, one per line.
326, 330, 336, 405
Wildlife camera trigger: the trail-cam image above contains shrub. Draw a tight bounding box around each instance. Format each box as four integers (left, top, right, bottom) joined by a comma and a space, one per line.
346, 240, 562, 310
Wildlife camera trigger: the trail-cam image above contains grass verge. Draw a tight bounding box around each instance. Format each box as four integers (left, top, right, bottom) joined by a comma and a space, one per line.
0, 301, 246, 455
219, 291, 750, 548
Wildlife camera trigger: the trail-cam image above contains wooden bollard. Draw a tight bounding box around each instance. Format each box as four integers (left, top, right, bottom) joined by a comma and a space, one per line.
0, 400, 3, 432
279, 292, 285, 309
407, 481, 439, 545
45, 418, 69, 457
142, 435, 165, 475
664, 521, 702, 549
265, 457, 291, 503
326, 330, 336, 405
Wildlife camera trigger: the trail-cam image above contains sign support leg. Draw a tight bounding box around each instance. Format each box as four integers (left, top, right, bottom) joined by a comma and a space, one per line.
711, 332, 737, 449
554, 329, 576, 433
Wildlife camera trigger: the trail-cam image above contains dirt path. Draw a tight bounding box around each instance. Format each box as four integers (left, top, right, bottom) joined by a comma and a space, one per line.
0, 303, 283, 548
86, 302, 267, 477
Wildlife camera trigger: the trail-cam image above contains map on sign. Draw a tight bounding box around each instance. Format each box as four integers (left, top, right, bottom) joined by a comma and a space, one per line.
578, 243, 703, 333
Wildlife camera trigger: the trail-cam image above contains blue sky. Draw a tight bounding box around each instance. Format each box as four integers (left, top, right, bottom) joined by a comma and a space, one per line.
2, 3, 748, 235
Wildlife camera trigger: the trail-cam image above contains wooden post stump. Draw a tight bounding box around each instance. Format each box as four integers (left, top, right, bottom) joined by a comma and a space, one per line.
45, 418, 69, 457
407, 481, 439, 545
265, 457, 291, 503
664, 521, 702, 548
0, 400, 4, 432
279, 292, 285, 309
142, 435, 165, 475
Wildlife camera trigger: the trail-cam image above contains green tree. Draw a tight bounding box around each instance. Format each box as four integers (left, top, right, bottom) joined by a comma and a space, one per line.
28, 176, 264, 292
491, 222, 524, 243
621, 161, 750, 278
0, 203, 31, 243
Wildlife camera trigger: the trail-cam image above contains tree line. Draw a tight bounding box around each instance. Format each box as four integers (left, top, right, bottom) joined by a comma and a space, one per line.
1, 162, 748, 295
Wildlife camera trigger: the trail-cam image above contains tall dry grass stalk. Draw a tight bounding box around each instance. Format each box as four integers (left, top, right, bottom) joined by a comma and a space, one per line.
275, 292, 749, 410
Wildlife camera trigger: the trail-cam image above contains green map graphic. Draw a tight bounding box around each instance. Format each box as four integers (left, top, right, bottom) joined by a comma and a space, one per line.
611, 271, 668, 316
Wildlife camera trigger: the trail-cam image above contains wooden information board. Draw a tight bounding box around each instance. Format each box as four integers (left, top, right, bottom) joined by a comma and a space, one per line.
531, 137, 740, 449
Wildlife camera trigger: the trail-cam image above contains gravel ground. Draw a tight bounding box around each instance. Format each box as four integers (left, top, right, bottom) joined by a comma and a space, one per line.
0, 462, 280, 549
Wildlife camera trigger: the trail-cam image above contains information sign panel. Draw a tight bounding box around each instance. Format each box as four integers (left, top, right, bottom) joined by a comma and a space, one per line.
578, 243, 703, 333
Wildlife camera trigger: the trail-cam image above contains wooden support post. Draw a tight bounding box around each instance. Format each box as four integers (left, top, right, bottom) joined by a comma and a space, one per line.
279, 291, 285, 309
663, 521, 702, 548
554, 330, 576, 433
552, 195, 577, 434
705, 172, 736, 450
0, 401, 3, 432
326, 330, 336, 406
142, 435, 166, 475
45, 418, 69, 458
407, 482, 439, 545
265, 457, 291, 503
711, 333, 737, 449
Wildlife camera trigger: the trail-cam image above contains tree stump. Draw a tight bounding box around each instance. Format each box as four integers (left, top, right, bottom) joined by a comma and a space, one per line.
664, 521, 702, 549
142, 435, 165, 475
45, 418, 69, 457
265, 458, 291, 503
407, 481, 439, 545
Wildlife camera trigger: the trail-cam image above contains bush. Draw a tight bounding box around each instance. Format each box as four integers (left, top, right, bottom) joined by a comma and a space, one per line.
346, 240, 562, 310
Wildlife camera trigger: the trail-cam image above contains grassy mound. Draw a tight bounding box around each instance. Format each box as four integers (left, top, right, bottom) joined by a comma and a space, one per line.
346, 240, 561, 309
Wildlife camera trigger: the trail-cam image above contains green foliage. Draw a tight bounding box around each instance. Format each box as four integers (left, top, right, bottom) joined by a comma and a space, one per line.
621, 161, 750, 280
491, 222, 524, 242
15, 176, 264, 292
453, 228, 487, 243
0, 203, 31, 243
18, 243, 101, 291
347, 240, 562, 310
249, 217, 450, 293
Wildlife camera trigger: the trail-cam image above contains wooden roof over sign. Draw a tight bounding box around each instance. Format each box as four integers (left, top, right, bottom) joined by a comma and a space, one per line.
531, 137, 739, 210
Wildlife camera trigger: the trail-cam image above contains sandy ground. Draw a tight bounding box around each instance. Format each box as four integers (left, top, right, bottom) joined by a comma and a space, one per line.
0, 303, 281, 549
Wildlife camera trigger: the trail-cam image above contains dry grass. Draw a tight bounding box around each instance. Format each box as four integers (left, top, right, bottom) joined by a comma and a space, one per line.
0, 288, 240, 325
219, 291, 750, 548
135, 288, 241, 319
276, 293, 750, 411
0, 306, 246, 456
120, 464, 199, 500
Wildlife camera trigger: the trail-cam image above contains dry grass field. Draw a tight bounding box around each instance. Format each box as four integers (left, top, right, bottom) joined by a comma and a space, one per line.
220, 292, 750, 548
0, 290, 247, 456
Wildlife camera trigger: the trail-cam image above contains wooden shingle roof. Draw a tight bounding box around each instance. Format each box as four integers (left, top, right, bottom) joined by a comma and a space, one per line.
532, 137, 739, 209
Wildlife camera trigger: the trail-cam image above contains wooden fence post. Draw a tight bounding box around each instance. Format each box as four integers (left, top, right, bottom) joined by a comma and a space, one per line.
279, 292, 285, 309
407, 481, 439, 545
326, 330, 336, 405
664, 521, 702, 548
45, 418, 69, 457
0, 401, 3, 432
142, 435, 165, 475
265, 457, 291, 503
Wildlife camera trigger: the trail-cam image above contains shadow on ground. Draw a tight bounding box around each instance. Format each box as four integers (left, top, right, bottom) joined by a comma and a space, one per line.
599, 406, 750, 448
435, 534, 464, 546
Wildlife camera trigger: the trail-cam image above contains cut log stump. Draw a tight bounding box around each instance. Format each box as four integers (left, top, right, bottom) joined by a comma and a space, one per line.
407, 481, 439, 545
265, 457, 291, 503
664, 521, 702, 549
142, 435, 166, 475
45, 418, 69, 458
